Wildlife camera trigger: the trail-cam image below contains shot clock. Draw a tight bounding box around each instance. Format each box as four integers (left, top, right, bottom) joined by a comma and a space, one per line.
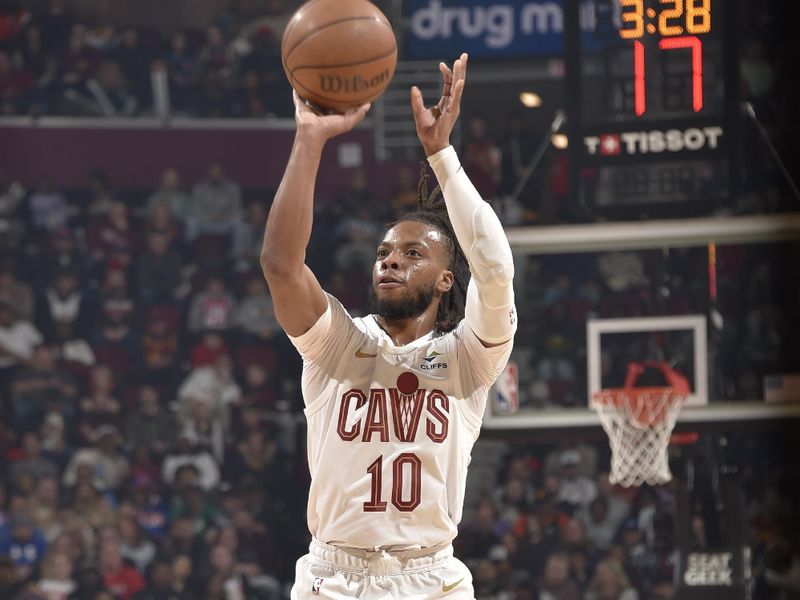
564, 0, 739, 216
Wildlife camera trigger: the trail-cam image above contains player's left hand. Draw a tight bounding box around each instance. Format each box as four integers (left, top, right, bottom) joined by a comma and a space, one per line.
411, 53, 467, 157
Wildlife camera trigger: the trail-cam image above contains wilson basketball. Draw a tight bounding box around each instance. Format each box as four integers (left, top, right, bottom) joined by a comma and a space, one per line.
281, 0, 397, 113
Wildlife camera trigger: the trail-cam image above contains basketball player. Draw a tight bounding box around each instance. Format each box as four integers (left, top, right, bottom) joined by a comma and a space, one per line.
261, 53, 516, 599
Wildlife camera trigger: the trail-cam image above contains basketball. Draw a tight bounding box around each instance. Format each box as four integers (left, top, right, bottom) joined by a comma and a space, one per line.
281, 0, 397, 114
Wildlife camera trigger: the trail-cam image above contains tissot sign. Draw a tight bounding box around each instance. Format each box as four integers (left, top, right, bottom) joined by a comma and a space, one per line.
583, 126, 724, 156
405, 0, 598, 59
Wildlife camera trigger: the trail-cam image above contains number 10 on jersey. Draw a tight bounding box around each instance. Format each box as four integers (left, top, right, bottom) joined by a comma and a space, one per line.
364, 454, 422, 512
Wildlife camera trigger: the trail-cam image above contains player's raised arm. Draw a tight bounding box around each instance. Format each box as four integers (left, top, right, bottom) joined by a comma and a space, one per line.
411, 53, 516, 347
260, 92, 371, 337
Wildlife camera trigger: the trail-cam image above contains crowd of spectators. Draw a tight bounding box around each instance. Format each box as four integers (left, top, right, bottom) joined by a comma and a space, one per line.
0, 162, 312, 599
458, 431, 800, 600
513, 243, 800, 409
1, 153, 799, 599
0, 0, 295, 118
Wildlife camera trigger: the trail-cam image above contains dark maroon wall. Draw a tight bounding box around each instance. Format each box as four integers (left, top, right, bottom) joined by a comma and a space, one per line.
0, 124, 413, 201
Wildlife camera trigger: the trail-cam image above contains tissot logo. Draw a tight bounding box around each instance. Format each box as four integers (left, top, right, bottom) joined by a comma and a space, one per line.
319, 70, 391, 95
584, 126, 723, 156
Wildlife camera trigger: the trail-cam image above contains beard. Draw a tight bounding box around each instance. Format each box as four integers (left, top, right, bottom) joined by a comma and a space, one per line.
369, 281, 436, 320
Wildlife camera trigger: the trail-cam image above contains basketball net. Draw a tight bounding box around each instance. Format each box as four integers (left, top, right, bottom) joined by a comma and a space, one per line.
592, 361, 690, 487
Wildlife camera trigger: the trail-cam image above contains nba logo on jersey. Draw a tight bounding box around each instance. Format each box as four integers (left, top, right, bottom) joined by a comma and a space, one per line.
312, 577, 323, 595
493, 361, 519, 414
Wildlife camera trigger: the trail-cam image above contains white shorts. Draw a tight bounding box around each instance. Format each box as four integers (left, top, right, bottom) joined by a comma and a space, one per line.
290, 538, 475, 600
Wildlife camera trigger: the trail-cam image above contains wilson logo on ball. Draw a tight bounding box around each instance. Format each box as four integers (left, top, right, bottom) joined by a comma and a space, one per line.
319, 70, 392, 95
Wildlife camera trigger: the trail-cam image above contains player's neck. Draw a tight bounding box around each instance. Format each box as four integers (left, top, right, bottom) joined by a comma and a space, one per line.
375, 312, 437, 347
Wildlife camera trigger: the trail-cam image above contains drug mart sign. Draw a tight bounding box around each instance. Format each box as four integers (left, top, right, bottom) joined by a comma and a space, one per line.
406, 0, 598, 59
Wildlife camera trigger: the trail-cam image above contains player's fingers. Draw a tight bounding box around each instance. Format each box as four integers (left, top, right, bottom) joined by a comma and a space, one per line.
344, 102, 371, 123
410, 85, 426, 116
439, 61, 453, 102
449, 79, 465, 114
453, 52, 468, 83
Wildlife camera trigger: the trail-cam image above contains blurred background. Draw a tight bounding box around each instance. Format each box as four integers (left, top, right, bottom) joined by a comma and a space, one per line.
0, 0, 798, 599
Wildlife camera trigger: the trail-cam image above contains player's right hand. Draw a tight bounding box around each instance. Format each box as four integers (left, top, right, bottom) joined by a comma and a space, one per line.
293, 90, 371, 144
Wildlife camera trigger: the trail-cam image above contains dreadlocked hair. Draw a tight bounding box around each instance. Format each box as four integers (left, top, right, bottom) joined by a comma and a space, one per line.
390, 162, 470, 335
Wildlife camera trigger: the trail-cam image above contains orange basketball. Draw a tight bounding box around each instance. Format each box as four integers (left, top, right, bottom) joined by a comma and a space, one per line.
281, 0, 397, 114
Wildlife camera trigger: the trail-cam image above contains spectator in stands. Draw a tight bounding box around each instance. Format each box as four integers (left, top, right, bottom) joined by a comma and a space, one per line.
29, 227, 88, 287
457, 498, 502, 560
578, 496, 624, 552
68, 564, 105, 600
119, 516, 155, 574
206, 542, 280, 600
8, 432, 59, 494
232, 271, 279, 343
35, 548, 77, 599
86, 199, 138, 269
27, 181, 70, 237
77, 365, 123, 444
198, 25, 233, 89
0, 48, 33, 114
99, 532, 146, 600
82, 60, 139, 117
539, 552, 580, 600
227, 68, 270, 118
145, 168, 190, 225
224, 429, 284, 490
187, 274, 236, 334
181, 399, 225, 463
28, 475, 60, 543
186, 163, 247, 256
0, 511, 48, 580
556, 449, 597, 509
161, 430, 221, 492
58, 24, 101, 112
63, 425, 129, 492
140, 308, 182, 386
164, 31, 201, 115
84, 11, 119, 55
112, 27, 152, 111
137, 229, 184, 304
177, 351, 240, 435
37, 268, 89, 340
38, 0, 73, 55
134, 558, 187, 600
0, 262, 34, 322
188, 329, 229, 368
10, 343, 76, 433
0, 172, 25, 252
584, 558, 639, 600
13, 25, 56, 115
234, 198, 269, 270
462, 115, 502, 201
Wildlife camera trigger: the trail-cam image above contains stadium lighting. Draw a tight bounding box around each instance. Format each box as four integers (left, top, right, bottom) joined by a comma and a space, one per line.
519, 92, 542, 108
551, 133, 568, 149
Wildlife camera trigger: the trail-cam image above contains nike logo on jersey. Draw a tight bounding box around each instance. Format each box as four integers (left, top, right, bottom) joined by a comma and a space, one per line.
355, 349, 378, 358
442, 578, 464, 593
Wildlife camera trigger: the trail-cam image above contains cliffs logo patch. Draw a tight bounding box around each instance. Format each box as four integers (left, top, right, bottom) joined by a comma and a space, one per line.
421, 351, 448, 370
312, 577, 324, 595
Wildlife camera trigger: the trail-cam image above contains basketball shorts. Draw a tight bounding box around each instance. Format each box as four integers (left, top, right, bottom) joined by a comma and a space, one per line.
290, 538, 475, 600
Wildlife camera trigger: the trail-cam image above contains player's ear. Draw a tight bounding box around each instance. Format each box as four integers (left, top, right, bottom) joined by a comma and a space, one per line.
437, 269, 454, 293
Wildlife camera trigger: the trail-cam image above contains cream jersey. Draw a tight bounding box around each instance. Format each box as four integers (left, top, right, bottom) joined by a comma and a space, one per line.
289, 294, 513, 551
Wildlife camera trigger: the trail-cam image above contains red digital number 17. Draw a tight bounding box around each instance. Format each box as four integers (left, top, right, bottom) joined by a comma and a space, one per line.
634, 36, 703, 116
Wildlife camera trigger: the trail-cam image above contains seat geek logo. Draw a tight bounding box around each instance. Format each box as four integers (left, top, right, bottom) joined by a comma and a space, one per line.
406, 0, 597, 58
